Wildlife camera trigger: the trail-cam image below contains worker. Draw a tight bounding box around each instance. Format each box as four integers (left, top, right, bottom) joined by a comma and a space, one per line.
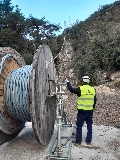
65, 76, 96, 145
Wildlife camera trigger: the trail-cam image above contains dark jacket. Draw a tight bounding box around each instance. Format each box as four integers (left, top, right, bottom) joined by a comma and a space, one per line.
66, 82, 97, 112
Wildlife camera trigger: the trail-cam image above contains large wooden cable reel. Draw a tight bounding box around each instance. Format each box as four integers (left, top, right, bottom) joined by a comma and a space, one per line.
0, 45, 57, 146
31, 45, 57, 145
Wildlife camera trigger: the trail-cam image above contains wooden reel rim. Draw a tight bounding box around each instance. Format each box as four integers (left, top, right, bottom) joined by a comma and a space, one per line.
0, 47, 26, 67
31, 45, 57, 145
0, 53, 25, 134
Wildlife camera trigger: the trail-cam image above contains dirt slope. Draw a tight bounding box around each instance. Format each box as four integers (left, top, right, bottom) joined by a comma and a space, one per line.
57, 40, 120, 128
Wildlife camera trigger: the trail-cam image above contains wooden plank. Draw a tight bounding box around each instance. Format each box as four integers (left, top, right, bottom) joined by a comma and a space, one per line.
0, 84, 4, 89
0, 58, 20, 88
5, 58, 20, 72
1, 71, 7, 79
2, 67, 10, 77
0, 76, 5, 84
0, 58, 20, 81
0, 96, 3, 103
0, 104, 6, 113
0, 89, 3, 95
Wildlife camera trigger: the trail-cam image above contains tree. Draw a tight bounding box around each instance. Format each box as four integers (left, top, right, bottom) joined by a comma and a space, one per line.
0, 0, 62, 64
0, 0, 13, 17
25, 16, 61, 49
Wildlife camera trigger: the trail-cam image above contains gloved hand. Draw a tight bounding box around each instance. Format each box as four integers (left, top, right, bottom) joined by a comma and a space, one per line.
65, 79, 69, 83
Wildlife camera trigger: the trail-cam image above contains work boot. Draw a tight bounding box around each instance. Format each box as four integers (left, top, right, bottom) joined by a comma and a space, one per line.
72, 139, 81, 145
85, 139, 91, 145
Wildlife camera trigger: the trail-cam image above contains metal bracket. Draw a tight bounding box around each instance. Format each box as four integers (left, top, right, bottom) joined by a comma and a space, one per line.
46, 82, 73, 160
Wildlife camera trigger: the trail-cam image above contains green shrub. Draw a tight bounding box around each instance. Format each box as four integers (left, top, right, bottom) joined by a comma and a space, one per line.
23, 54, 33, 65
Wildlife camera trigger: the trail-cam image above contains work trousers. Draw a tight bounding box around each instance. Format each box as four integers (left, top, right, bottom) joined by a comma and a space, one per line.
76, 111, 93, 143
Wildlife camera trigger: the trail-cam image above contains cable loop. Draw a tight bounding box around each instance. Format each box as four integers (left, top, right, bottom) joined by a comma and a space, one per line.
4, 65, 32, 122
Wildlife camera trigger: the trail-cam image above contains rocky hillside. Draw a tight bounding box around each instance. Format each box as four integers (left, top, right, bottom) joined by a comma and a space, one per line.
57, 40, 120, 128
63, 0, 120, 85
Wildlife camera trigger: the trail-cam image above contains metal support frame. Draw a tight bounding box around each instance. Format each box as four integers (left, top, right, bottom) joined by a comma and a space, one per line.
46, 82, 73, 160
46, 124, 74, 160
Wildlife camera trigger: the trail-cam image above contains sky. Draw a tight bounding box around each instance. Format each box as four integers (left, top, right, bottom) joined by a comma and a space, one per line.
11, 0, 116, 34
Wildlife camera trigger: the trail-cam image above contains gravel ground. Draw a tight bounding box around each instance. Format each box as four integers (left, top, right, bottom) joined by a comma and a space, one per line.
0, 122, 120, 160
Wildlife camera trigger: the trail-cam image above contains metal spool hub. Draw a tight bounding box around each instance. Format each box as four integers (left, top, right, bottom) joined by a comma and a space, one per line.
0, 45, 57, 146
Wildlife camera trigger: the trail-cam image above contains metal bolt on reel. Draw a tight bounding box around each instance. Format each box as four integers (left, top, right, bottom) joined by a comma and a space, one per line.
0, 45, 57, 146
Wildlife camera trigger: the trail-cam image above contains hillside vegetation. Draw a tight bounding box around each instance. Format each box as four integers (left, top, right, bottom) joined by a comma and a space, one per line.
0, 0, 120, 85
0, 0, 63, 64
62, 0, 120, 85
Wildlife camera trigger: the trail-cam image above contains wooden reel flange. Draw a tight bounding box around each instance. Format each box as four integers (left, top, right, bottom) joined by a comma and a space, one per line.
0, 55, 25, 134
31, 45, 57, 145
